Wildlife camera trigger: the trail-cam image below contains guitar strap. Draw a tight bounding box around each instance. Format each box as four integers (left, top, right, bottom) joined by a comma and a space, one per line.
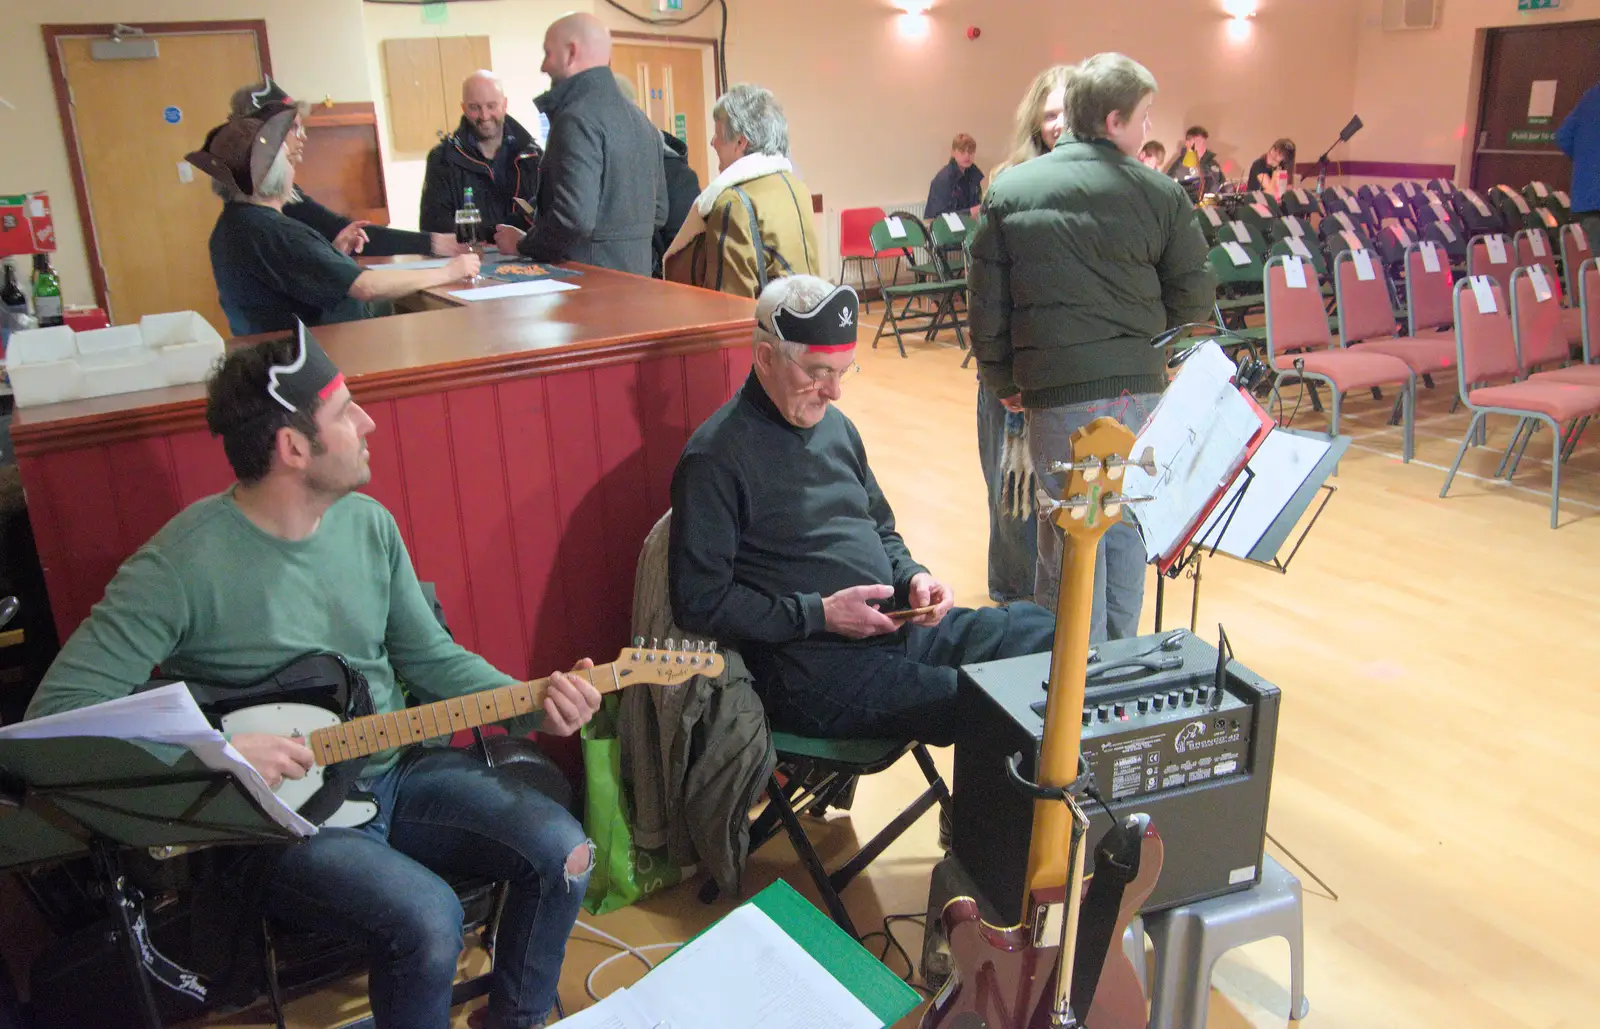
1068, 818, 1143, 1018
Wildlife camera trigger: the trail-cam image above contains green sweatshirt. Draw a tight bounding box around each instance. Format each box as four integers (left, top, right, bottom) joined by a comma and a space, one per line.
25, 490, 519, 778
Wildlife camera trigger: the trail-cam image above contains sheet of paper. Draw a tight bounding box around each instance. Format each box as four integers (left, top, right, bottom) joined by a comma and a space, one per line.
1529, 79, 1557, 120
1532, 181, 1549, 198
1353, 248, 1376, 281
884, 216, 906, 239
1232, 222, 1251, 244
1195, 429, 1331, 560
628, 905, 877, 1029
1572, 224, 1588, 251
1470, 275, 1497, 314
1284, 217, 1304, 237
0, 683, 315, 837
1399, 181, 1417, 197
1469, 191, 1492, 217
1251, 203, 1271, 218
555, 988, 655, 1029
447, 279, 580, 301
1203, 207, 1223, 227
1283, 256, 1308, 289
1528, 232, 1546, 257
1392, 227, 1412, 247
1335, 213, 1354, 232
941, 212, 965, 232
1555, 190, 1570, 206
1345, 196, 1361, 214
1528, 265, 1552, 303
1420, 241, 1442, 273
1221, 241, 1250, 267
1287, 237, 1312, 260
1122, 342, 1264, 563
1485, 235, 1508, 265
1292, 189, 1309, 205
366, 257, 453, 270
1437, 222, 1457, 243
1510, 193, 1530, 214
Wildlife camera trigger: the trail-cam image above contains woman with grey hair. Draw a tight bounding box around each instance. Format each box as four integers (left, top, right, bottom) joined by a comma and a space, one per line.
187, 103, 479, 336
662, 84, 820, 297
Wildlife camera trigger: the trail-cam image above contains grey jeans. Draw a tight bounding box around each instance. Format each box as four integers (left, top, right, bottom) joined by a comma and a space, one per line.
1027, 393, 1161, 642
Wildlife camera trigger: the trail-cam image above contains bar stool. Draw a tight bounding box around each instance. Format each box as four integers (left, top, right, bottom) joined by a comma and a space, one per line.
1143, 854, 1310, 1028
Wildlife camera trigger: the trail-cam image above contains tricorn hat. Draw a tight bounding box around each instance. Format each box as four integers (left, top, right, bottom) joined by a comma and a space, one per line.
766, 283, 859, 353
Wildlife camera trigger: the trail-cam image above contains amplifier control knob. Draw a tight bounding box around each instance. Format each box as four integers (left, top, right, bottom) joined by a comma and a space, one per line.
1082, 708, 1093, 726
1097, 705, 1111, 722
1138, 697, 1152, 714
1152, 694, 1165, 711
1113, 703, 1127, 719
1182, 688, 1198, 705
1168, 691, 1181, 707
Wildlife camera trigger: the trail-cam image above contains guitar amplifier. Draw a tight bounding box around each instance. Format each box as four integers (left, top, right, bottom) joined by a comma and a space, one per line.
950, 631, 1280, 925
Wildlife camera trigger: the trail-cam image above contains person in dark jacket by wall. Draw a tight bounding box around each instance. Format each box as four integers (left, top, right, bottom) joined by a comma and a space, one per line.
492, 14, 666, 275
228, 79, 467, 259
613, 72, 701, 277
968, 53, 1213, 641
419, 71, 543, 239
1558, 79, 1600, 247
925, 133, 984, 218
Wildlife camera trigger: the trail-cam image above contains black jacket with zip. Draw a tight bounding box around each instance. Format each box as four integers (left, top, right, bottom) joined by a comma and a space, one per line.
418, 114, 543, 235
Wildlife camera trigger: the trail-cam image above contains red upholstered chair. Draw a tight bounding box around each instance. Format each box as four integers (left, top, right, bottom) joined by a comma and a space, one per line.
1264, 254, 1416, 461
1406, 241, 1456, 338
839, 206, 889, 311
1440, 276, 1600, 528
1561, 223, 1594, 308
1582, 258, 1600, 368
1334, 249, 1456, 383
1467, 233, 1515, 304
1515, 227, 1583, 348
1510, 265, 1600, 387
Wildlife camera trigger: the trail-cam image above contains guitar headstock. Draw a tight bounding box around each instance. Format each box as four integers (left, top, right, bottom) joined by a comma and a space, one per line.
611, 638, 727, 686
1038, 417, 1148, 542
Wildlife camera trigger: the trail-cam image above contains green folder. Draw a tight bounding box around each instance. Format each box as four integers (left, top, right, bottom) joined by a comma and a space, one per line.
665, 878, 921, 1027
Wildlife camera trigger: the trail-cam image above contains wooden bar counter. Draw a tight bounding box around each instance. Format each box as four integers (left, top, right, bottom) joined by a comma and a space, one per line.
12, 267, 756, 744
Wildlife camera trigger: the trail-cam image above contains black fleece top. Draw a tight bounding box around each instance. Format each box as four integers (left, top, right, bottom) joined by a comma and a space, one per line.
668, 372, 927, 658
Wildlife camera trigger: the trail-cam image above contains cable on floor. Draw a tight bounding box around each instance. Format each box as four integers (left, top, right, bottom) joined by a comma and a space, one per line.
572, 917, 684, 1002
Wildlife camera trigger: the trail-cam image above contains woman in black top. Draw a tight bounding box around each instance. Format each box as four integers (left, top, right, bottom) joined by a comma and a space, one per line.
1248, 138, 1296, 194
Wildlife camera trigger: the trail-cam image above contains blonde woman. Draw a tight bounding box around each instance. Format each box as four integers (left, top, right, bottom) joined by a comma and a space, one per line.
975, 64, 1071, 605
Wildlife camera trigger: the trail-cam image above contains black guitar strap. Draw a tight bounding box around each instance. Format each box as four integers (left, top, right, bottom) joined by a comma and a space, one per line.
1068, 817, 1143, 1017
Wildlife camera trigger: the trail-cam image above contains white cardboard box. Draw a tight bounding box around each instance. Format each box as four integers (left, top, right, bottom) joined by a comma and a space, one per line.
7, 312, 224, 408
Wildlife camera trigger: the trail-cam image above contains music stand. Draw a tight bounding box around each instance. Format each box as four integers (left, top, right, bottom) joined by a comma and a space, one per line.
1153, 428, 1350, 632
0, 735, 298, 1029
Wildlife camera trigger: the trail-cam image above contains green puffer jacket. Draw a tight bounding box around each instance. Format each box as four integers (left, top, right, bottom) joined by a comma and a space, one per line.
967, 137, 1215, 409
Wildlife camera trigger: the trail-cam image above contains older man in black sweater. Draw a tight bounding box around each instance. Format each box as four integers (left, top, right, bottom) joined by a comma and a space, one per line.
668, 277, 1053, 746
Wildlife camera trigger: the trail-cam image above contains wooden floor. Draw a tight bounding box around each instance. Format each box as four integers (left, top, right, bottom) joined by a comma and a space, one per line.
214, 326, 1600, 1029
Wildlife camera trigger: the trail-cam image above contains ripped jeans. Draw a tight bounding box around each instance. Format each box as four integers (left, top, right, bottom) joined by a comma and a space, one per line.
260, 746, 591, 1029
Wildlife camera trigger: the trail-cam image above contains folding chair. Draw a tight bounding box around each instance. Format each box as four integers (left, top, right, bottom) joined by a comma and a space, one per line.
1453, 188, 1506, 237
749, 733, 950, 938
1440, 276, 1600, 528
1376, 223, 1417, 280
1360, 185, 1412, 230
1264, 254, 1416, 461
1220, 220, 1265, 257
869, 216, 966, 357
1467, 233, 1516, 302
1235, 199, 1277, 240
1334, 249, 1455, 395
1320, 186, 1374, 233
1248, 190, 1283, 218
1280, 186, 1322, 221
1270, 215, 1313, 245
1544, 187, 1574, 226
1195, 204, 1229, 247
1210, 242, 1267, 339
1490, 184, 1539, 230
1406, 241, 1457, 339
839, 206, 889, 311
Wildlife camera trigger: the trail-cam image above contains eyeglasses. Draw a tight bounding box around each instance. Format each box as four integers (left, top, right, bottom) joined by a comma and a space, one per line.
783, 352, 861, 392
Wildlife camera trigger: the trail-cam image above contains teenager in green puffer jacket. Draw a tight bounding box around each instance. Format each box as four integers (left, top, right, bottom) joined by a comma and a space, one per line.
967, 52, 1214, 641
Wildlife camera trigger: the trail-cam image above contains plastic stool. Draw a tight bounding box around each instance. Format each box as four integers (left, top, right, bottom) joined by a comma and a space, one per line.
1143, 855, 1309, 1028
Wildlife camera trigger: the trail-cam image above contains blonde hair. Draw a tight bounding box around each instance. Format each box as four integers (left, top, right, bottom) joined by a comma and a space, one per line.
990, 64, 1075, 184
1065, 53, 1157, 142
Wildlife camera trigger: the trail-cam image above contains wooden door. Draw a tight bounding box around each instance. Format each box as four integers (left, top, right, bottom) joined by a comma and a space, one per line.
612, 43, 712, 189
1471, 20, 1600, 193
59, 30, 263, 332
380, 35, 491, 155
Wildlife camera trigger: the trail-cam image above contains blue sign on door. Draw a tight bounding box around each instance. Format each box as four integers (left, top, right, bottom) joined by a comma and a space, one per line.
162, 106, 182, 125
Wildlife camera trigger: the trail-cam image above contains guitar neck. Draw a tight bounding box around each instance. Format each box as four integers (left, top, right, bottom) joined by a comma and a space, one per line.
304, 665, 615, 767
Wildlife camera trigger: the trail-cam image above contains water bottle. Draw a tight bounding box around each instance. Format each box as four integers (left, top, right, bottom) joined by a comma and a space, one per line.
454, 187, 483, 248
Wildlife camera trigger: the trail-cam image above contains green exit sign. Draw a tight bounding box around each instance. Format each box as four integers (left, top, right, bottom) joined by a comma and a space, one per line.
1518, 0, 1561, 10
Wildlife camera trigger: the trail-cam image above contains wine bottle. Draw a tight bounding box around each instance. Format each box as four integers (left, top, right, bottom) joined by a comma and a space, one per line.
31, 254, 63, 328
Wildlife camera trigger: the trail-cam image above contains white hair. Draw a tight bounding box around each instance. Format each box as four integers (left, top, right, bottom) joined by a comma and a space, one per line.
753, 275, 837, 359
714, 84, 789, 157
255, 146, 296, 202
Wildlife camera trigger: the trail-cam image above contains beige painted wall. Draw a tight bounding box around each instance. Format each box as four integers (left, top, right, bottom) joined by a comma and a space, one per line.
0, 0, 372, 306
597, 0, 1364, 275
361, 0, 585, 233
1349, 0, 1600, 172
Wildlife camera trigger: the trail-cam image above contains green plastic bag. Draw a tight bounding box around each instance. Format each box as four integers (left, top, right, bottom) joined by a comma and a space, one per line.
580, 695, 689, 915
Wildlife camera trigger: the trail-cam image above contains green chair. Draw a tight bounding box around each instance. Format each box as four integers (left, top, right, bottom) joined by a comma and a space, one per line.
1220, 220, 1267, 258
1196, 205, 1229, 246
869, 216, 968, 357
1234, 199, 1276, 239
746, 733, 950, 937
928, 210, 972, 275
1209, 243, 1267, 339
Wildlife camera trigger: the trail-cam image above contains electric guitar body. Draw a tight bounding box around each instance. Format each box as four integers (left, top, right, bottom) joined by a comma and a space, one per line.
924, 418, 1163, 1029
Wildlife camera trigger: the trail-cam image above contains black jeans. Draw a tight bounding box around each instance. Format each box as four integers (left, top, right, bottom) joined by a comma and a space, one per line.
753, 603, 1055, 746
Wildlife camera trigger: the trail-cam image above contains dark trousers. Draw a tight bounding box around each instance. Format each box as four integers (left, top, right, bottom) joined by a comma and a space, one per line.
754, 603, 1054, 746
260, 748, 591, 1029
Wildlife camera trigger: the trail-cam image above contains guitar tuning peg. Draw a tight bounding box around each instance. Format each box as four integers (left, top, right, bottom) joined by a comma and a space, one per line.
647, 638, 659, 662
633, 635, 645, 647
665, 637, 676, 652
708, 641, 718, 655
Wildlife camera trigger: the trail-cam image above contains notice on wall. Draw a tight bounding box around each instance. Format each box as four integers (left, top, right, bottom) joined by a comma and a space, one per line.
1528, 80, 1557, 121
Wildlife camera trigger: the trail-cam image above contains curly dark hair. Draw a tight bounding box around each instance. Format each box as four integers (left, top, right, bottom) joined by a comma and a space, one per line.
204, 335, 324, 484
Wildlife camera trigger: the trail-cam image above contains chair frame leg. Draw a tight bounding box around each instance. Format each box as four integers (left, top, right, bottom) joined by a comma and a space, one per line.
765, 771, 858, 936
1441, 411, 1483, 498
261, 919, 289, 1029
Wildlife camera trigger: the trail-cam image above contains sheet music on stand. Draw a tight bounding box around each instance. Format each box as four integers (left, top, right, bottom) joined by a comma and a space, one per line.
1194, 429, 1330, 560
1122, 342, 1272, 571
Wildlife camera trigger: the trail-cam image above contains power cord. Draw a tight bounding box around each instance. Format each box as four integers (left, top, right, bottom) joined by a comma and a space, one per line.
572, 917, 683, 1002
856, 912, 935, 997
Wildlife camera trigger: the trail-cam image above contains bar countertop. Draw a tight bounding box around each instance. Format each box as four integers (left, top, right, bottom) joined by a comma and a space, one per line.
10, 266, 756, 452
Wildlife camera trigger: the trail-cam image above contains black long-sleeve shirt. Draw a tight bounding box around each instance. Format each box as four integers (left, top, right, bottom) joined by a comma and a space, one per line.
286, 190, 433, 258
668, 373, 927, 653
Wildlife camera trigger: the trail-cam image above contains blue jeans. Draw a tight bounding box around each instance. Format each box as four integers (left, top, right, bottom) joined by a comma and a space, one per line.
259, 747, 591, 1029
1027, 394, 1161, 642
976, 383, 1039, 604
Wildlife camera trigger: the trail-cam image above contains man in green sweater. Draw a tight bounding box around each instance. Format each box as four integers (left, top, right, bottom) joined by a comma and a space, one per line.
968, 52, 1214, 641
26, 326, 601, 1029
